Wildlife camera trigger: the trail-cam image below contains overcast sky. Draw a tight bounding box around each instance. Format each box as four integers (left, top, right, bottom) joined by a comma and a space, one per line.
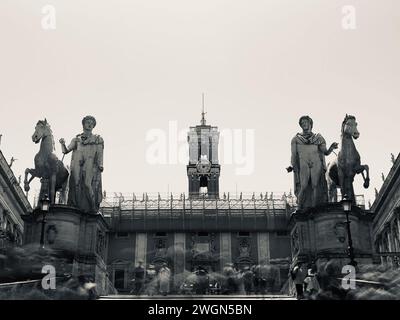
0, 0, 399, 206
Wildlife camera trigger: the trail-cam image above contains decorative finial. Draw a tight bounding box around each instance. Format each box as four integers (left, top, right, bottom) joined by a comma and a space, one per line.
201, 93, 206, 126
391, 153, 396, 165
381, 173, 385, 182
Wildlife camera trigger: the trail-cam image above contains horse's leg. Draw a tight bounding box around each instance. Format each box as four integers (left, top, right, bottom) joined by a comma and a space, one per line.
354, 164, 370, 188
338, 166, 351, 201
50, 173, 57, 204
349, 175, 356, 204
24, 168, 37, 192
363, 165, 370, 188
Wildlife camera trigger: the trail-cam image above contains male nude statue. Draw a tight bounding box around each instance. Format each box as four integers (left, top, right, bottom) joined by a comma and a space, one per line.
290, 116, 338, 209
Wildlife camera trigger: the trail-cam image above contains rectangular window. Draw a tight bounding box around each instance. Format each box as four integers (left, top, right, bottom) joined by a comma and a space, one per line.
114, 270, 125, 289
116, 232, 129, 238
238, 232, 250, 237
198, 232, 209, 237
277, 231, 289, 237
155, 232, 167, 237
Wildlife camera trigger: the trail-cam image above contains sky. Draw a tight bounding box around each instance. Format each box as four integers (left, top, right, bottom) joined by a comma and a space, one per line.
0, 0, 399, 207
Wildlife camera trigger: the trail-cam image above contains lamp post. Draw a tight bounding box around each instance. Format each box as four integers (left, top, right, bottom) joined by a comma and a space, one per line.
39, 194, 50, 249
341, 195, 357, 267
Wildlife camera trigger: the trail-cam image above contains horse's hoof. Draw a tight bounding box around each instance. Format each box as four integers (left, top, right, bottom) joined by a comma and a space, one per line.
363, 178, 370, 189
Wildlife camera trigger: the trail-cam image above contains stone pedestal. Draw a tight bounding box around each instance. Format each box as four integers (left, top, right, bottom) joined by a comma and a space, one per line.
22, 205, 112, 295
288, 203, 375, 268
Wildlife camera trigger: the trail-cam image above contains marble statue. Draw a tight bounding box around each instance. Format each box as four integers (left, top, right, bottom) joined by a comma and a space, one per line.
60, 116, 104, 213
327, 114, 369, 203
289, 116, 338, 209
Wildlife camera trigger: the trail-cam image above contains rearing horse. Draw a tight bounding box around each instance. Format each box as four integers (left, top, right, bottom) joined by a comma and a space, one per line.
24, 119, 69, 204
327, 115, 370, 202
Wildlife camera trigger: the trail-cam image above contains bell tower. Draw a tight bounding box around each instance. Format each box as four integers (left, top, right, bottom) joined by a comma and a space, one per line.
187, 97, 220, 199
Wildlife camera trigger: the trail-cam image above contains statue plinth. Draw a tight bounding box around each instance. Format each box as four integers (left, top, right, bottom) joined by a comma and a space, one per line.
22, 205, 112, 295
288, 203, 375, 268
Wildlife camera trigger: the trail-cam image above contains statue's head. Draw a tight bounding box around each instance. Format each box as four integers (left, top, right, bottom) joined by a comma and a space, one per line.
298, 115, 313, 131
341, 114, 359, 139
82, 115, 96, 130
32, 119, 51, 143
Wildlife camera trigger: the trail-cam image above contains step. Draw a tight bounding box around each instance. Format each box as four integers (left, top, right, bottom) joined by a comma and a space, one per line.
99, 294, 295, 300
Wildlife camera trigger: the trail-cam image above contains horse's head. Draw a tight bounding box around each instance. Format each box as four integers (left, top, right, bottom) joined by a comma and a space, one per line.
341, 114, 359, 139
32, 119, 51, 143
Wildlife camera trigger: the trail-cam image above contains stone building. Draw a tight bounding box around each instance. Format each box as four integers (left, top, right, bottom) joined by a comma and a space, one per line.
0, 150, 32, 267
100, 115, 293, 293
371, 153, 400, 266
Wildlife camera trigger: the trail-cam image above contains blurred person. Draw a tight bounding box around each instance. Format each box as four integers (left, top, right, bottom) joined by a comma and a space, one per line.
242, 266, 254, 295
145, 264, 157, 296
131, 259, 145, 295
304, 264, 320, 298
158, 263, 171, 296
291, 263, 308, 299
222, 263, 237, 294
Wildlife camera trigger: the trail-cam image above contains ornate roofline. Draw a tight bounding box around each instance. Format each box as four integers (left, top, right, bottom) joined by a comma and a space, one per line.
371, 152, 400, 214
0, 150, 32, 219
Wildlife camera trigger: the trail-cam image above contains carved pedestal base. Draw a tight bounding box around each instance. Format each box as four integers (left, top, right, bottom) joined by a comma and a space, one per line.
22, 205, 112, 295
288, 203, 375, 269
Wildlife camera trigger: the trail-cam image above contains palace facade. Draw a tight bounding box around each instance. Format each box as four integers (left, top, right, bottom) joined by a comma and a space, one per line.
100, 114, 293, 293
0, 150, 32, 269
371, 153, 400, 266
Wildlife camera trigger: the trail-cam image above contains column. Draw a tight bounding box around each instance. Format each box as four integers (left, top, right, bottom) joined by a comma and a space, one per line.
174, 233, 186, 272
397, 217, 400, 251
174, 233, 186, 288
257, 232, 270, 264
220, 233, 232, 270
135, 233, 147, 266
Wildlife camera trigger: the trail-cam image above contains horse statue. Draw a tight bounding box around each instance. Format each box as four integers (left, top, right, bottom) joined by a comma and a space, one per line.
327, 115, 370, 203
24, 119, 69, 205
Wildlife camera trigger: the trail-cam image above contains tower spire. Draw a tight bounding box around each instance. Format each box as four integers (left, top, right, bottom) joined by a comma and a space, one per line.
201, 93, 206, 126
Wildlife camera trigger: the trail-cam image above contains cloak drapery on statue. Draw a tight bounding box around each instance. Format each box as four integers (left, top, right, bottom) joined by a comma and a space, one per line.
67, 134, 104, 213
60, 116, 104, 213
291, 131, 330, 209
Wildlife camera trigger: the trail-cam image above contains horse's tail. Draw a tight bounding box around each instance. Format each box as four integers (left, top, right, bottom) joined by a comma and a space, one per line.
327, 161, 339, 186
55, 159, 69, 189
326, 162, 339, 203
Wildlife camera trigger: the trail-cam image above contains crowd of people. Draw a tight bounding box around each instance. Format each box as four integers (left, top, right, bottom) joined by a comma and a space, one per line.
129, 260, 282, 296
129, 260, 352, 298
220, 262, 279, 295
130, 260, 171, 296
